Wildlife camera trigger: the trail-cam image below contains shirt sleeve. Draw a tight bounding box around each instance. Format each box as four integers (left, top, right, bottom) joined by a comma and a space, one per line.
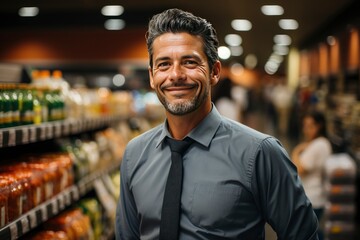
115, 148, 141, 240
251, 137, 319, 240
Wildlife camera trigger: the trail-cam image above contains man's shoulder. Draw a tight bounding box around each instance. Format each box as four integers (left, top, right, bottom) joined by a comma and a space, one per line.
126, 124, 163, 149
220, 117, 270, 142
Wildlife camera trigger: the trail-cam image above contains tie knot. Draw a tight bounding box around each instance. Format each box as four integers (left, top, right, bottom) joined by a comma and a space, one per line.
166, 137, 193, 154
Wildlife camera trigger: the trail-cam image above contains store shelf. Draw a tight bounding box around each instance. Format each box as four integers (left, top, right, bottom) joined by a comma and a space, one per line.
0, 163, 120, 240
0, 115, 124, 148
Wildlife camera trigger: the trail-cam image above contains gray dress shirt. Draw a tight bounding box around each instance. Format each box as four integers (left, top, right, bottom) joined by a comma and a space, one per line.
115, 106, 319, 240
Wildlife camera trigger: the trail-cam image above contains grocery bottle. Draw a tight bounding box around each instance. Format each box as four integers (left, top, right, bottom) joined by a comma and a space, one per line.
20, 85, 34, 125
10, 84, 20, 127
32, 88, 42, 124
1, 85, 12, 128
0, 85, 3, 128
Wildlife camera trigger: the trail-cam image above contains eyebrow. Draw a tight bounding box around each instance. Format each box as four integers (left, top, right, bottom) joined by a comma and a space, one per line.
154, 54, 202, 65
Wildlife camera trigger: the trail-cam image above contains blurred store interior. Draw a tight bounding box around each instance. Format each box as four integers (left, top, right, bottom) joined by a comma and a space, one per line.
0, 1, 359, 239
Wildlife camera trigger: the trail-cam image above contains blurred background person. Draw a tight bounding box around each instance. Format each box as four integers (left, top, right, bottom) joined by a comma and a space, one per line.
291, 110, 333, 240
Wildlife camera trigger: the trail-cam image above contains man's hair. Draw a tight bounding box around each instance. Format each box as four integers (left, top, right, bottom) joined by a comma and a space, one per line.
146, 8, 219, 70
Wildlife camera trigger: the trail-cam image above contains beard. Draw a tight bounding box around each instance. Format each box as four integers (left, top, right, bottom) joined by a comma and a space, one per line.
157, 83, 209, 115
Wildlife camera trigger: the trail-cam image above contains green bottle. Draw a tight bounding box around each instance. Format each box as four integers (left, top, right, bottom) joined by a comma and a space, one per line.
0, 87, 3, 128
21, 86, 34, 125
2, 85, 12, 128
45, 90, 54, 121
10, 84, 20, 127
32, 88, 42, 124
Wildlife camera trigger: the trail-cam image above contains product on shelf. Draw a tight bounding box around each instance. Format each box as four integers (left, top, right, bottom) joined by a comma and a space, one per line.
0, 172, 31, 222
42, 208, 94, 240
78, 198, 102, 239
0, 179, 9, 228
27, 230, 70, 240
0, 152, 74, 224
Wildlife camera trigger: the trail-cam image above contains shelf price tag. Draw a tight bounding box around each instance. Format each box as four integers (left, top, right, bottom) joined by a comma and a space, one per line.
58, 194, 65, 210
22, 128, 29, 144
8, 129, 16, 147
9, 223, 18, 240
28, 211, 37, 229
64, 189, 71, 206
55, 123, 62, 137
0, 131, 3, 148
30, 127, 37, 142
40, 204, 48, 222
40, 126, 46, 140
63, 123, 70, 135
20, 217, 30, 235
51, 200, 58, 215
46, 125, 53, 139
72, 186, 80, 201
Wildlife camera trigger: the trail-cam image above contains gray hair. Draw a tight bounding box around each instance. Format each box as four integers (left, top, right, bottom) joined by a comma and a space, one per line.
146, 8, 219, 70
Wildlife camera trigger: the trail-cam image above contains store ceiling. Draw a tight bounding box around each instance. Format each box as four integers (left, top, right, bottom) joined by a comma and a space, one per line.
0, 0, 358, 74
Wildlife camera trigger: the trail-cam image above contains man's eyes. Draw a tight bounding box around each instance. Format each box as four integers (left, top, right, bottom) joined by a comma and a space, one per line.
156, 60, 198, 70
184, 60, 198, 66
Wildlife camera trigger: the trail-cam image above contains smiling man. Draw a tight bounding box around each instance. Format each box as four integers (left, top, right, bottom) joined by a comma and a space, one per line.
115, 8, 319, 240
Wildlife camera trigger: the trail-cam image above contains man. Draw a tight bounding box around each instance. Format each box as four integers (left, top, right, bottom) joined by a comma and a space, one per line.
116, 8, 319, 240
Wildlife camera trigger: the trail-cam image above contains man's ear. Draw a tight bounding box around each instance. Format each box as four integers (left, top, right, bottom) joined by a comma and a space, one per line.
210, 60, 221, 86
148, 66, 155, 89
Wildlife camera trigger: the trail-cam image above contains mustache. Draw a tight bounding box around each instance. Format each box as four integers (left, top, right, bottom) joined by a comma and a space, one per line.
161, 82, 197, 90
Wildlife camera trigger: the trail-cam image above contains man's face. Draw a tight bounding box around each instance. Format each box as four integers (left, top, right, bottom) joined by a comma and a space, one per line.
149, 32, 219, 115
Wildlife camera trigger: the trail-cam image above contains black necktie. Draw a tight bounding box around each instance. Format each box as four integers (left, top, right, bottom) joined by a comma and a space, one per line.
159, 137, 193, 240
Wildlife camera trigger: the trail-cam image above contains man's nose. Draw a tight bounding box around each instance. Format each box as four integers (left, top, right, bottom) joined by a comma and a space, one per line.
169, 63, 186, 81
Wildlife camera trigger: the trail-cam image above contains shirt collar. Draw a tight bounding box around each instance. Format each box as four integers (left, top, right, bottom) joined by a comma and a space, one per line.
155, 104, 222, 148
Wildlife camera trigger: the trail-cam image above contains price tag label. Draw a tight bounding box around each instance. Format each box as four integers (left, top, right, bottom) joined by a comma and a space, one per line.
41, 204, 48, 222
40, 126, 46, 140
58, 194, 65, 210
64, 190, 71, 206
55, 123, 62, 137
71, 122, 77, 134
30, 127, 37, 142
72, 187, 80, 201
8, 129, 16, 146
52, 200, 58, 215
0, 131, 3, 148
9, 223, 18, 240
20, 217, 30, 234
63, 123, 70, 135
22, 128, 29, 144
46, 125, 53, 139
28, 211, 37, 228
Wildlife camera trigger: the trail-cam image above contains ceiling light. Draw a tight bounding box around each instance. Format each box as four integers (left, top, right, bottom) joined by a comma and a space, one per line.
225, 34, 242, 46
104, 19, 125, 30
230, 63, 244, 76
113, 74, 126, 87
101, 5, 124, 16
327, 36, 336, 46
273, 45, 289, 55
265, 61, 279, 75
269, 53, 284, 64
229, 46, 243, 56
273, 34, 292, 45
261, 5, 284, 16
231, 19, 252, 31
279, 19, 298, 30
18, 7, 39, 17
245, 54, 258, 69
218, 46, 231, 60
